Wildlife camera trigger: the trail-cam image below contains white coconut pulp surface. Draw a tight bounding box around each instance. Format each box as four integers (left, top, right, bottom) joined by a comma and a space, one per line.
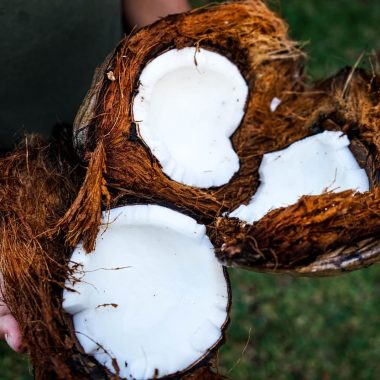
132, 47, 248, 188
231, 131, 369, 223
63, 205, 229, 380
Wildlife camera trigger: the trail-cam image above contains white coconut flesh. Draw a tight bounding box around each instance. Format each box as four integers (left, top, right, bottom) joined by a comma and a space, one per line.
231, 131, 370, 223
62, 205, 229, 380
132, 47, 248, 188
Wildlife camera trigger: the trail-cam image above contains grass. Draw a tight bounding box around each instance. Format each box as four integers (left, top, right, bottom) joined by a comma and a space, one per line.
219, 268, 380, 379
273, 0, 380, 79
2, 0, 380, 379
0, 342, 32, 379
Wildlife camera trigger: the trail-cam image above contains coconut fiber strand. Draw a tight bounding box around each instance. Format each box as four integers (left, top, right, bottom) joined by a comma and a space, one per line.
0, 133, 87, 379
0, 0, 379, 379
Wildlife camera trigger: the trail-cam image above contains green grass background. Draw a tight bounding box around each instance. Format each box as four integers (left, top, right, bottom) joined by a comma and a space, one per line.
2, 1, 380, 379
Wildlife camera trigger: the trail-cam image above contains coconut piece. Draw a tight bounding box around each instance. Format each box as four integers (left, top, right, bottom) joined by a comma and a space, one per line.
63, 205, 230, 380
210, 68, 380, 274
270, 97, 281, 112
230, 131, 369, 223
70, 0, 303, 236
132, 47, 248, 188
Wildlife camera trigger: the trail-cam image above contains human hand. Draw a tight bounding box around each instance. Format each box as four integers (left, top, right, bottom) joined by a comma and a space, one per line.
0, 274, 22, 352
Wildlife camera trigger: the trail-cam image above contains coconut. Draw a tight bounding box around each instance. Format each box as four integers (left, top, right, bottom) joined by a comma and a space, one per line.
212, 68, 380, 275
0, 134, 228, 379
63, 205, 230, 379
72, 0, 303, 252
229, 130, 370, 223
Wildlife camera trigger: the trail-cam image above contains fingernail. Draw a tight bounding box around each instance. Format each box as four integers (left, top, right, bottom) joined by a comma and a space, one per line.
5, 333, 18, 351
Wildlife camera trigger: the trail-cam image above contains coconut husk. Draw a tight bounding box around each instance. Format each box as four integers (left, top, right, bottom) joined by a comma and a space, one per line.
0, 133, 225, 379
71, 0, 304, 252
0, 132, 80, 379
211, 68, 380, 275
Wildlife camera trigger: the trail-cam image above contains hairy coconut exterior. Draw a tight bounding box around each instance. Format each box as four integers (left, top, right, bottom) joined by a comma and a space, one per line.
0, 133, 143, 380
0, 133, 83, 379
212, 68, 380, 275
72, 0, 303, 251
0, 135, 228, 378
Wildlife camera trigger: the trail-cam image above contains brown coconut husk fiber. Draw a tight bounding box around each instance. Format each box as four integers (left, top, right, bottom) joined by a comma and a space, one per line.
0, 133, 83, 379
72, 0, 304, 249
212, 68, 380, 275
0, 1, 379, 379
0, 135, 225, 379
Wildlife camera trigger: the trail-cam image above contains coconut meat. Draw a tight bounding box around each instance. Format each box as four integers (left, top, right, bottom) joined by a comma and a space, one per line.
132, 47, 248, 188
63, 205, 229, 380
231, 131, 369, 223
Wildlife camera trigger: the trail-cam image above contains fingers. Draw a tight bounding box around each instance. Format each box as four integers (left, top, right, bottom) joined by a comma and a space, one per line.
0, 299, 10, 316
0, 273, 23, 352
0, 313, 23, 352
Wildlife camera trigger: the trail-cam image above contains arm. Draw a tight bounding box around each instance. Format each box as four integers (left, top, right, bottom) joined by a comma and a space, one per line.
122, 0, 191, 29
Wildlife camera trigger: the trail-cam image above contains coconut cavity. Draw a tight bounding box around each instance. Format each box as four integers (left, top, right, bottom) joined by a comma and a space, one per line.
132, 47, 248, 188
231, 131, 370, 223
63, 205, 230, 380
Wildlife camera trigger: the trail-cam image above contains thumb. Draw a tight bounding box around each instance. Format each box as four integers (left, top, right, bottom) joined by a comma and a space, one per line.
0, 314, 23, 352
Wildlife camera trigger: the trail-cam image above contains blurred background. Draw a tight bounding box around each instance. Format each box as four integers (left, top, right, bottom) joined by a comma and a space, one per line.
2, 1, 380, 379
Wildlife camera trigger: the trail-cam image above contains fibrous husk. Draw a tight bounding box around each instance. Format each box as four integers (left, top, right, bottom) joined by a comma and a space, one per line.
0, 132, 91, 379
211, 68, 380, 275
0, 134, 226, 379
72, 0, 304, 244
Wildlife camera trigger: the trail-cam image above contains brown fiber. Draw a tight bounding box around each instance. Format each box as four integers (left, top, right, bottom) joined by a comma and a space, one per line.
73, 0, 303, 224
0, 133, 126, 379
212, 68, 380, 275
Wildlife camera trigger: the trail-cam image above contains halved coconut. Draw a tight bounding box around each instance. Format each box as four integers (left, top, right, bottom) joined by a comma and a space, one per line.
132, 47, 248, 188
211, 69, 380, 275
72, 0, 303, 229
63, 205, 230, 380
230, 131, 369, 223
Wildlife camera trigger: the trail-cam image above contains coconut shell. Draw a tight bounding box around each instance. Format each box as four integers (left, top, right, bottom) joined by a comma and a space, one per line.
211, 68, 380, 275
71, 0, 304, 252
0, 133, 225, 379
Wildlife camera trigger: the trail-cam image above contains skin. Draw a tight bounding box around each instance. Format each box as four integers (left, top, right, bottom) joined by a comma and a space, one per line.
0, 0, 190, 353
0, 273, 22, 352
122, 0, 190, 28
